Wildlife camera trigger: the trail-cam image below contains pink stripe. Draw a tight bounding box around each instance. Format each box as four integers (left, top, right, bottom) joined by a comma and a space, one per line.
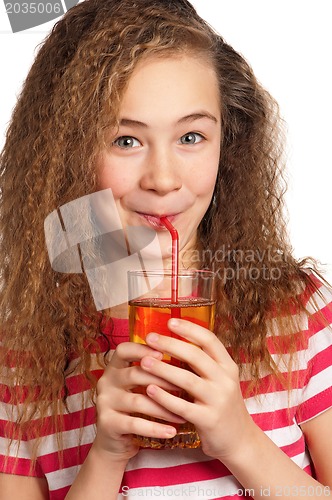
309, 343, 332, 377
38, 443, 91, 474
251, 408, 296, 430
280, 435, 306, 457
297, 387, 332, 423
49, 485, 70, 499
123, 458, 231, 488
0, 454, 43, 476
0, 369, 102, 404
240, 368, 307, 397
0, 406, 96, 439
309, 303, 332, 334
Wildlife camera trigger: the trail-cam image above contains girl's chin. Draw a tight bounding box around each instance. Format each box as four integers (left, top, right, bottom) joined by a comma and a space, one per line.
132, 238, 172, 267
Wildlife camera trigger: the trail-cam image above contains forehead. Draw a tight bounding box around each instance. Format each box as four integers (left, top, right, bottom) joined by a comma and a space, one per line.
118, 54, 221, 124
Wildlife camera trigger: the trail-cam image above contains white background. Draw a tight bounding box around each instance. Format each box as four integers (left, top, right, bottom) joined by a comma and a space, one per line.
0, 0, 331, 281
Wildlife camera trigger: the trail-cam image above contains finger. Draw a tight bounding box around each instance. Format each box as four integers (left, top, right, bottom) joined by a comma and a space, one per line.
111, 413, 178, 441
110, 364, 183, 392
140, 355, 209, 402
119, 390, 186, 424
148, 318, 232, 365
109, 342, 163, 368
145, 384, 197, 425
169, 319, 229, 361
144, 333, 221, 379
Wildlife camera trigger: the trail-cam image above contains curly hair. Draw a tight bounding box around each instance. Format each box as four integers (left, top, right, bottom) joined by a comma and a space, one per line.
0, 0, 325, 455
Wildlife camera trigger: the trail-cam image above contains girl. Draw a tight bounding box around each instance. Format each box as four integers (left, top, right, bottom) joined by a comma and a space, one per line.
1, 0, 331, 498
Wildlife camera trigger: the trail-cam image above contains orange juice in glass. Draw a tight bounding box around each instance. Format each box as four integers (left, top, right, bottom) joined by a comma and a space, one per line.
128, 269, 215, 449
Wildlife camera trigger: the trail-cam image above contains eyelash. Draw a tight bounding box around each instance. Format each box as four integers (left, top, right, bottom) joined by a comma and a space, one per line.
178, 132, 205, 145
112, 136, 141, 149
112, 132, 205, 149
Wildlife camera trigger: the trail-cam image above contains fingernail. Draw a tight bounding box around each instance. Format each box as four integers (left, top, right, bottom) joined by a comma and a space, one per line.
169, 318, 179, 328
165, 427, 176, 437
152, 351, 163, 359
146, 333, 159, 343
142, 357, 155, 368
146, 384, 157, 395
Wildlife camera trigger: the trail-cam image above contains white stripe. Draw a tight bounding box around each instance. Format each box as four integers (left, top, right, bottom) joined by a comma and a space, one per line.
0, 389, 94, 421
126, 447, 211, 471
291, 451, 311, 470
47, 464, 82, 491
306, 285, 332, 313
0, 423, 96, 459
308, 325, 332, 357
264, 422, 303, 448
239, 350, 308, 382
245, 388, 302, 414
266, 313, 308, 338
301, 365, 332, 402
39, 423, 96, 457
0, 435, 27, 458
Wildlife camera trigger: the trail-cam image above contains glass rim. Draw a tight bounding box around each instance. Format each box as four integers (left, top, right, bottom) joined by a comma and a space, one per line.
127, 269, 215, 278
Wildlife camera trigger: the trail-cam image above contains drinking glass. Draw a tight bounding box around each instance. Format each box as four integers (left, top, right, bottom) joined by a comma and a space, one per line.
128, 269, 215, 449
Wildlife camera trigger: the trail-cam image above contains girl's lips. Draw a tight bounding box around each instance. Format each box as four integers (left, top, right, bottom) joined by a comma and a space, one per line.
136, 212, 178, 229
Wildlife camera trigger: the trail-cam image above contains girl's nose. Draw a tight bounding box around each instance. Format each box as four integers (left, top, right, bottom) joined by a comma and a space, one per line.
139, 147, 182, 195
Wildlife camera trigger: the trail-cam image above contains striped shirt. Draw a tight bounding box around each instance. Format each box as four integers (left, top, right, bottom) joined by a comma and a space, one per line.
1, 277, 332, 499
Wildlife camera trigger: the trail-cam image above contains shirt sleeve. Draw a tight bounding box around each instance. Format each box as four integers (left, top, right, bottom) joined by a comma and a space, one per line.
296, 278, 332, 424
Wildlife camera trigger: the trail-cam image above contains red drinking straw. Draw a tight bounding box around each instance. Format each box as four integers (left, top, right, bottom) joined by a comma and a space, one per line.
160, 216, 181, 319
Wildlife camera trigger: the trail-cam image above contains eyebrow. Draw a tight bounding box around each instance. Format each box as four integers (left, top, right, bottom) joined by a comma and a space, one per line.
119, 112, 218, 128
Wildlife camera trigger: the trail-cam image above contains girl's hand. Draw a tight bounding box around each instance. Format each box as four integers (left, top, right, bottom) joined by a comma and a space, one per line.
142, 318, 255, 461
94, 341, 185, 462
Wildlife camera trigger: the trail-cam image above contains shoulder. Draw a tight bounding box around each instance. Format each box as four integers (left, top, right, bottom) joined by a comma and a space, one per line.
299, 271, 332, 310
299, 272, 332, 345
294, 272, 332, 424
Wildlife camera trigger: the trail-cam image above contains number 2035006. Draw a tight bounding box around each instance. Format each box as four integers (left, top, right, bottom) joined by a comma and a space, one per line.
5, 3, 62, 15
274, 485, 331, 497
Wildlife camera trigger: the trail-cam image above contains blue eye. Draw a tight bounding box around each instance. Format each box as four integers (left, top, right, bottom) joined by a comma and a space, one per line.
113, 136, 141, 148
179, 132, 204, 145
